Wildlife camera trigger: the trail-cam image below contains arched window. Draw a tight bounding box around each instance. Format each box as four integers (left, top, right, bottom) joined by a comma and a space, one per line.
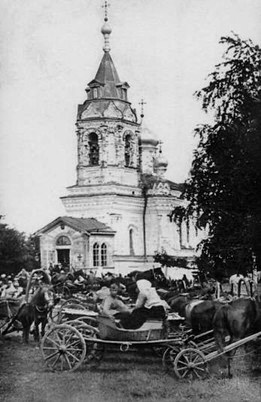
89, 132, 99, 166
101, 243, 107, 267
129, 229, 134, 255
186, 220, 190, 245
56, 236, 71, 246
124, 134, 131, 167
93, 243, 99, 267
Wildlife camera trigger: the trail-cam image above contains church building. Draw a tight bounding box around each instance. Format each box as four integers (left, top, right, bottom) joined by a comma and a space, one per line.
36, 5, 202, 275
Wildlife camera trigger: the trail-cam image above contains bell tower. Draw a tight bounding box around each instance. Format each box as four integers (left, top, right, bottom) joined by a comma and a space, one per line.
74, 3, 141, 189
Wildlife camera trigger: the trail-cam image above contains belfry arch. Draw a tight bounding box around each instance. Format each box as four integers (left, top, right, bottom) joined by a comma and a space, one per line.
88, 132, 99, 165
123, 131, 136, 167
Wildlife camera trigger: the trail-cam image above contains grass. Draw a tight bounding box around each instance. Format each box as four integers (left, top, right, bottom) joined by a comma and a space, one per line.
1, 335, 261, 402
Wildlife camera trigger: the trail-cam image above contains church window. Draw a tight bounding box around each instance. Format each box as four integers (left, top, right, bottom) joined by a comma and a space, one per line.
101, 243, 107, 266
186, 220, 190, 245
93, 243, 99, 266
88, 132, 99, 166
129, 229, 134, 255
122, 88, 127, 100
56, 236, 71, 246
124, 134, 131, 167
93, 88, 98, 98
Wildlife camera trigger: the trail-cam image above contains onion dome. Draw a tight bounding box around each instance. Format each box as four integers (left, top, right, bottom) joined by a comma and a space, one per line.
101, 21, 112, 35
154, 153, 168, 168
154, 143, 168, 177
140, 126, 159, 146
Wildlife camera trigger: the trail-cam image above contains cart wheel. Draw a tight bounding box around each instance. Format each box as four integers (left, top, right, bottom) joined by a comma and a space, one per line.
174, 348, 207, 379
64, 320, 103, 364
77, 315, 98, 328
41, 324, 86, 372
65, 320, 99, 337
162, 345, 181, 371
57, 300, 86, 323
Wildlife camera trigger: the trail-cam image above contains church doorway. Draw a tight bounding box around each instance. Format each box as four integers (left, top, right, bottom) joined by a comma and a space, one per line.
57, 249, 70, 270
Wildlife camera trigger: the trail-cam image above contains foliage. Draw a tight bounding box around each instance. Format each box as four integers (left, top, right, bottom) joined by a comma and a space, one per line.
25, 234, 41, 271
172, 33, 261, 277
0, 217, 40, 275
154, 249, 189, 268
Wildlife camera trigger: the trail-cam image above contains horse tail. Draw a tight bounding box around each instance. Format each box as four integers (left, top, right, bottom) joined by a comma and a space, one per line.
213, 304, 230, 352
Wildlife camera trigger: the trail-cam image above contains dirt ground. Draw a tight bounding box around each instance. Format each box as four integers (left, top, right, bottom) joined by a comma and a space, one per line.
1, 332, 261, 402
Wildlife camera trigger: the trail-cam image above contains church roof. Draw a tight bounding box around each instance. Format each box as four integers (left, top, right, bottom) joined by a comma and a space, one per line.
87, 52, 129, 99
35, 216, 115, 236
140, 174, 184, 192
94, 52, 120, 86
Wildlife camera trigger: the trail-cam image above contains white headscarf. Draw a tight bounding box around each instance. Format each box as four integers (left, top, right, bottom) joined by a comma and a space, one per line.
136, 279, 152, 294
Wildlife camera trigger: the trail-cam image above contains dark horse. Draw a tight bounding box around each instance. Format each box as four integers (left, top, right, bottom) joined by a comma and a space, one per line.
169, 294, 223, 334
213, 297, 261, 377
11, 286, 54, 343
128, 267, 169, 289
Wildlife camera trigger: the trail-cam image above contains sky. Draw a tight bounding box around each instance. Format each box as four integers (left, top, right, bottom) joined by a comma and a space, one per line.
0, 0, 261, 235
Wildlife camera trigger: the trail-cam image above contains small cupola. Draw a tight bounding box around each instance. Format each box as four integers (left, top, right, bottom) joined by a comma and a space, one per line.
140, 124, 159, 175
154, 142, 168, 178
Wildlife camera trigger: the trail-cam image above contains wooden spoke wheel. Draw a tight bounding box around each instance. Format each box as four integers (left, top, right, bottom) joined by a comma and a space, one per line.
162, 345, 181, 371
174, 348, 207, 379
65, 320, 99, 337
57, 299, 86, 324
41, 324, 86, 372
77, 315, 98, 328
64, 320, 103, 366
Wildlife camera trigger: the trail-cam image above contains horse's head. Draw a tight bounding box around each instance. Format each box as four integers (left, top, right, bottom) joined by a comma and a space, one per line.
153, 268, 168, 288
31, 285, 55, 309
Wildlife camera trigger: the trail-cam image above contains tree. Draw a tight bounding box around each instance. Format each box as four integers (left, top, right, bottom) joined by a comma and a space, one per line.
154, 248, 189, 268
0, 217, 40, 275
172, 33, 261, 277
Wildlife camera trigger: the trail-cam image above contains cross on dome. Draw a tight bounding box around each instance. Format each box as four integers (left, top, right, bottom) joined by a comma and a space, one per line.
139, 99, 147, 120
102, 1, 110, 22
101, 1, 112, 52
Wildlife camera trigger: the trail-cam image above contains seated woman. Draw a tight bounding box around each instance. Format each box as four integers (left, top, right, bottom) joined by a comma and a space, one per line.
118, 279, 169, 330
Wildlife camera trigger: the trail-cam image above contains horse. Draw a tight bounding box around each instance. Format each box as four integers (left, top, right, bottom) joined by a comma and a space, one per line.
51, 269, 88, 297
14, 285, 55, 343
168, 285, 224, 335
213, 297, 261, 377
128, 267, 169, 289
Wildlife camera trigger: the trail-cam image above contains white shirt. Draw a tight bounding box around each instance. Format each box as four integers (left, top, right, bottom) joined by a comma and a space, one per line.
229, 274, 244, 296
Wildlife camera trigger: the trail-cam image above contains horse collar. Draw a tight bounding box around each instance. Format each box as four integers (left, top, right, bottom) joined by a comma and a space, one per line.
35, 304, 48, 313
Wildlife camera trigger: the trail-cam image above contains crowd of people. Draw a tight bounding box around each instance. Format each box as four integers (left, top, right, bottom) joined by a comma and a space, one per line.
0, 274, 24, 299
0, 265, 259, 330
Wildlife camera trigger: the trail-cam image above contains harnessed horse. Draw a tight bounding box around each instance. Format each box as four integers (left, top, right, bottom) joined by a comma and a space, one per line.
129, 267, 168, 289
16, 285, 54, 343
213, 296, 261, 377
